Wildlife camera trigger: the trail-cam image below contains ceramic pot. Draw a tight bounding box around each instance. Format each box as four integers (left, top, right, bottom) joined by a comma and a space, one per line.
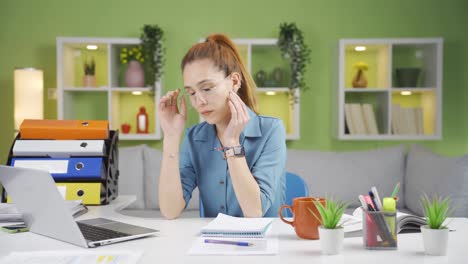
318, 226, 344, 255
83, 75, 96, 87
125, 60, 145, 87
352, 69, 368, 88
421, 225, 448, 256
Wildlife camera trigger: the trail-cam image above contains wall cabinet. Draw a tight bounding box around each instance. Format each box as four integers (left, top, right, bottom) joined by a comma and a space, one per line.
336, 38, 443, 140
57, 37, 161, 140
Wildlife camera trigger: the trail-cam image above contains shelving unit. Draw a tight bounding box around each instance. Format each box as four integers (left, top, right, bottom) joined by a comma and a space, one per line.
198, 38, 300, 140
336, 38, 443, 140
57, 37, 161, 140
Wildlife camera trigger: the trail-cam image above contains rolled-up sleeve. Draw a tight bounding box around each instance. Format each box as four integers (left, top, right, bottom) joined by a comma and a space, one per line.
179, 131, 197, 208
250, 120, 286, 216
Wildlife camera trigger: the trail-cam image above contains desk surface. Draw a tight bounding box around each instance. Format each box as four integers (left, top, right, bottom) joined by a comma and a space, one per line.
1, 196, 467, 264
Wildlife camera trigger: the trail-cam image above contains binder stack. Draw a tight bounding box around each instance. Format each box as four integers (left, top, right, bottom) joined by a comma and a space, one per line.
2, 120, 119, 205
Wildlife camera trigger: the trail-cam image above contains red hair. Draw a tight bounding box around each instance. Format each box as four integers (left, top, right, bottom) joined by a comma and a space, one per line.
181, 33, 258, 114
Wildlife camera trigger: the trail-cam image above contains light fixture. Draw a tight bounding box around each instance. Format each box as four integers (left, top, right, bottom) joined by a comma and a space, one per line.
132, 91, 143, 95
86, 45, 98, 50
400, 91, 412, 96
14, 68, 44, 131
265, 91, 276, 96
355, 46, 366, 52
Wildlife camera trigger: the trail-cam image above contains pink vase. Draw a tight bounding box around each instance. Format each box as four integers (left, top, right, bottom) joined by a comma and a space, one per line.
125, 60, 145, 87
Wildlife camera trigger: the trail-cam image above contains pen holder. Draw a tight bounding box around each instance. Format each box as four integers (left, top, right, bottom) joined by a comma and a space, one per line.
362, 208, 397, 250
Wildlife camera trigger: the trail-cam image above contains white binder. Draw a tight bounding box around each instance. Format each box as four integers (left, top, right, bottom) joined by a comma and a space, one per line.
12, 140, 105, 157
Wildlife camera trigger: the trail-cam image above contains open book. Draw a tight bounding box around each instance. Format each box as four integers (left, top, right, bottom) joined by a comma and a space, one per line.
0, 200, 88, 222
200, 213, 273, 238
345, 207, 428, 234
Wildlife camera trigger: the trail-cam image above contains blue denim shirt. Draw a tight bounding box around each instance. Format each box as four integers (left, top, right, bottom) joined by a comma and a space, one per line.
179, 107, 286, 217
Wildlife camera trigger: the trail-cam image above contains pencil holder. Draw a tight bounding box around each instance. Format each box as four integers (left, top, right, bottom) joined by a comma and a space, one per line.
362, 208, 397, 250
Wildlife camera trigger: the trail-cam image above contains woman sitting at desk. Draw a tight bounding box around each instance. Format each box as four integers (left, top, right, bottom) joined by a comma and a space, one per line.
158, 33, 286, 219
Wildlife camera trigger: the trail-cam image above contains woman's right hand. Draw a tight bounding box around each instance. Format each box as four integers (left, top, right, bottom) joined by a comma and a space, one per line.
157, 88, 187, 139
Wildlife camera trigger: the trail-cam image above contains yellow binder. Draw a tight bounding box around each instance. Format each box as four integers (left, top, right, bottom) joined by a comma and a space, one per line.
55, 183, 103, 205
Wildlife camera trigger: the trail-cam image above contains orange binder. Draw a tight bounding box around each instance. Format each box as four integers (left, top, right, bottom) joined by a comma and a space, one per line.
19, 119, 109, 140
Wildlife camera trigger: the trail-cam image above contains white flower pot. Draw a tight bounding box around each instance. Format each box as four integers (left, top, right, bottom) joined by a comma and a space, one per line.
421, 225, 449, 256
318, 226, 344, 255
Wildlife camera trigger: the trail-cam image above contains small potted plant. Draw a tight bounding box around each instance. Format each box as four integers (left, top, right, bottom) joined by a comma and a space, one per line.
420, 194, 453, 256
309, 198, 349, 255
120, 46, 145, 87
83, 58, 96, 87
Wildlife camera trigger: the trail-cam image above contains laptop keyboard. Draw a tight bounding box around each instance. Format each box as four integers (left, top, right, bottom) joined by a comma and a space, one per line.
77, 222, 129, 242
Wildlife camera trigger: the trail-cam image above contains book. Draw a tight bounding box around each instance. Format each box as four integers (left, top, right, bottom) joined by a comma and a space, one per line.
0, 200, 88, 223
200, 213, 273, 238
396, 212, 427, 233
349, 207, 428, 234
362, 104, 379, 135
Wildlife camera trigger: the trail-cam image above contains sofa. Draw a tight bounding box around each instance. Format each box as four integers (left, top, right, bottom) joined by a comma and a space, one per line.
119, 144, 468, 217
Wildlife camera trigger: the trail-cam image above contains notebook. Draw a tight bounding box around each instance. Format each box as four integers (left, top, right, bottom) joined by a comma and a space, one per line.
200, 213, 273, 238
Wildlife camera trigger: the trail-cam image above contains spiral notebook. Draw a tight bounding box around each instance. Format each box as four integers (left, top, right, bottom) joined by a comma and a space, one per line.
200, 213, 273, 238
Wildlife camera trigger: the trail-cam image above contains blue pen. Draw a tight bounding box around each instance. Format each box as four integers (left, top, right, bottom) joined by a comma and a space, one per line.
204, 239, 253, 247
369, 191, 380, 211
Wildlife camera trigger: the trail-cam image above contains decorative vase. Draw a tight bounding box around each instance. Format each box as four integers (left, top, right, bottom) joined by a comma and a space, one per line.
125, 60, 145, 87
421, 225, 449, 256
352, 69, 368, 88
83, 75, 96, 87
395, 67, 421, 87
318, 226, 344, 255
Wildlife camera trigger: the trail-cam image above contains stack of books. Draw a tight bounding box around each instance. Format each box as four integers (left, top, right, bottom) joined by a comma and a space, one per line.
391, 104, 425, 135
2, 120, 119, 205
344, 103, 379, 135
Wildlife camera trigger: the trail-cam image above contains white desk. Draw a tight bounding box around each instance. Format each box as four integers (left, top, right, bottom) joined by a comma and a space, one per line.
1, 196, 467, 264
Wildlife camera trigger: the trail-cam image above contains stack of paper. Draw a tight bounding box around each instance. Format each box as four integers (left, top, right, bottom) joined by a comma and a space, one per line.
188, 213, 278, 255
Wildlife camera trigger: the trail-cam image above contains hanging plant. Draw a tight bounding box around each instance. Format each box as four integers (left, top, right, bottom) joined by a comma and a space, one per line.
277, 22, 311, 102
140, 24, 165, 94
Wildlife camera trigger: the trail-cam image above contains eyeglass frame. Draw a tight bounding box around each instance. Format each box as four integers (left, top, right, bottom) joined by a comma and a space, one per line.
181, 75, 232, 104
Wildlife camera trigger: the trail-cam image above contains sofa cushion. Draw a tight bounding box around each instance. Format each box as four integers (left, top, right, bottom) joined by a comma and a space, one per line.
118, 145, 146, 209
286, 145, 406, 208
405, 145, 468, 217
143, 145, 199, 210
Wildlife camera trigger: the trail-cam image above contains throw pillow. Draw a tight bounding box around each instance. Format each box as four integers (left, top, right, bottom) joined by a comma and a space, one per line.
405, 144, 468, 217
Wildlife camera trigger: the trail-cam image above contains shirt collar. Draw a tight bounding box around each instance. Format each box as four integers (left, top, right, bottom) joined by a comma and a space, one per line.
193, 106, 262, 142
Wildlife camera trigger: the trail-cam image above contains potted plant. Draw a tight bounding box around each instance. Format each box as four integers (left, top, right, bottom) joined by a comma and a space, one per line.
140, 24, 164, 94
420, 194, 453, 256
309, 198, 349, 255
83, 58, 96, 87
277, 22, 311, 103
120, 46, 145, 87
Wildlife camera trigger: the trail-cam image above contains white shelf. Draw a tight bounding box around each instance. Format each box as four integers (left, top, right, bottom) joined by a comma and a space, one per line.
336, 38, 443, 141
57, 37, 162, 141
256, 87, 290, 92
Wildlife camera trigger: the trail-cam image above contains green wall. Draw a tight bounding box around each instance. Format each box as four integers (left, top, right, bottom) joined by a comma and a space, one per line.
1, 0, 467, 164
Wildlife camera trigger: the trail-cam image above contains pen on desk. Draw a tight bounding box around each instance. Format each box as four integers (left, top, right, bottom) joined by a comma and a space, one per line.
369, 191, 380, 211
204, 239, 253, 247
371, 186, 383, 210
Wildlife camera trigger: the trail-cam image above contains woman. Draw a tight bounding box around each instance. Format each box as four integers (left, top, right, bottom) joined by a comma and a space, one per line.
158, 33, 286, 219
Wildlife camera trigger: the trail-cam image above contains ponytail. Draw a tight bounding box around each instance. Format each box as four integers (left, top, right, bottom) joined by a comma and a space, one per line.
181, 33, 258, 114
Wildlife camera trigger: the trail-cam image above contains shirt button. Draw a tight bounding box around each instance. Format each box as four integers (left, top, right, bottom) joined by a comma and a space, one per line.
220, 205, 225, 210
219, 180, 225, 185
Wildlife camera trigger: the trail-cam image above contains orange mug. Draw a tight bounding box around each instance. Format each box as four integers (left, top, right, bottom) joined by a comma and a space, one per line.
278, 197, 326, 239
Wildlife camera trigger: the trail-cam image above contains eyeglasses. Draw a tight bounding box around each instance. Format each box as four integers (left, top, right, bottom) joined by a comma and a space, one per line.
182, 76, 230, 105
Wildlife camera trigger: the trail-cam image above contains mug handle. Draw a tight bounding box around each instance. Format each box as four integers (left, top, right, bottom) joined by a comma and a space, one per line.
278, 205, 294, 226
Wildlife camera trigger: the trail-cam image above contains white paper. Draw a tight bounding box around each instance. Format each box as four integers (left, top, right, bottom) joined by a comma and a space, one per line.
188, 236, 278, 255
0, 250, 143, 264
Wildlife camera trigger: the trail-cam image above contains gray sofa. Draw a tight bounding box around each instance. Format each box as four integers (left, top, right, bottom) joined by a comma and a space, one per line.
119, 144, 468, 217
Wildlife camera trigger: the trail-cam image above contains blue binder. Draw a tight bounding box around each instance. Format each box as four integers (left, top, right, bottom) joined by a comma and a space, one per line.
11, 157, 105, 181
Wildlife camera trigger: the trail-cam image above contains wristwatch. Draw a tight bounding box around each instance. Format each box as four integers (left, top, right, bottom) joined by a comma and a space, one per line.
224, 145, 245, 158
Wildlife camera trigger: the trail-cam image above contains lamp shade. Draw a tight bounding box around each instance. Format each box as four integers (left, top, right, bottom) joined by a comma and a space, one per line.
14, 68, 43, 131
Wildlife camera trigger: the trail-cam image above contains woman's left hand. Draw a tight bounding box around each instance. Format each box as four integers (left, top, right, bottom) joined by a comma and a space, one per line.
221, 91, 250, 147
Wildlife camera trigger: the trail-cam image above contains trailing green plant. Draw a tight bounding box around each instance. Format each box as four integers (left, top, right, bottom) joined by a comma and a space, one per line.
308, 198, 349, 229
83, 58, 95, 76
420, 194, 453, 229
277, 22, 311, 102
140, 24, 165, 93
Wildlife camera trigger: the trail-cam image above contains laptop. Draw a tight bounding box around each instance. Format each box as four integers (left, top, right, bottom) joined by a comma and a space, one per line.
0, 165, 158, 248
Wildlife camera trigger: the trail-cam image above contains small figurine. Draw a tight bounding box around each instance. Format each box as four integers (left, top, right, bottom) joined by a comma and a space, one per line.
136, 106, 149, 134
